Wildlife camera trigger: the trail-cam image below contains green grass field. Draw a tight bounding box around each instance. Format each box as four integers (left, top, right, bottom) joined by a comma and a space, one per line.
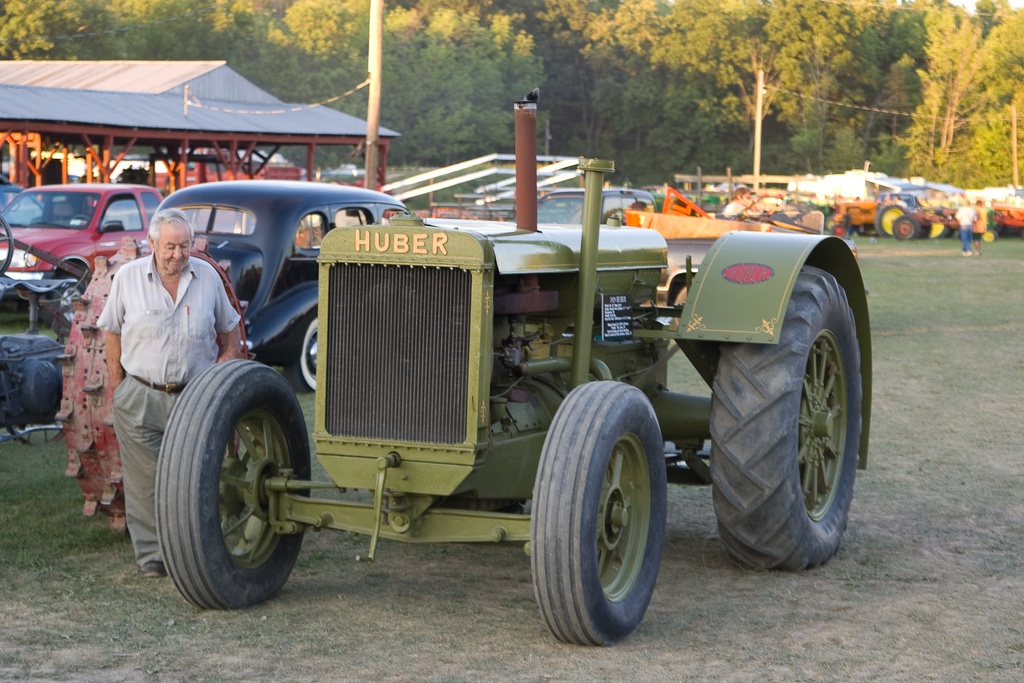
2, 234, 1023, 682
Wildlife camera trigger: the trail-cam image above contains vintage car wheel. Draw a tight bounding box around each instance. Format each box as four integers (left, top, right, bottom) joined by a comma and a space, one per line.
283, 315, 317, 393
710, 266, 862, 570
532, 381, 666, 646
156, 360, 310, 609
0, 215, 13, 274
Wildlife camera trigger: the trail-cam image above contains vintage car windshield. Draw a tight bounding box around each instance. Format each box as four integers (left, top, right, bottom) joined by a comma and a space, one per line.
295, 207, 374, 250
3, 191, 100, 230
179, 206, 257, 236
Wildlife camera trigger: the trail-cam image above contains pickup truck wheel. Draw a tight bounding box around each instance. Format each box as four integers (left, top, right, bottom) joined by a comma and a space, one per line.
156, 360, 310, 609
891, 215, 921, 240
283, 315, 317, 393
710, 266, 862, 570
0, 215, 12, 274
532, 382, 666, 646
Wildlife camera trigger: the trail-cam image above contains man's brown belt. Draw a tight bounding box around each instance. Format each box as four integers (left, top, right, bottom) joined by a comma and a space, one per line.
129, 374, 186, 394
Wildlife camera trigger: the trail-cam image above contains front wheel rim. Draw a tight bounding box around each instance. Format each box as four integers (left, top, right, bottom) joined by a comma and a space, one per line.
798, 330, 848, 521
597, 434, 651, 601
219, 409, 288, 567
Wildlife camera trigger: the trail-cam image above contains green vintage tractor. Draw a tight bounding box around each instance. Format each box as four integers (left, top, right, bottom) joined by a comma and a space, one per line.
154, 99, 871, 646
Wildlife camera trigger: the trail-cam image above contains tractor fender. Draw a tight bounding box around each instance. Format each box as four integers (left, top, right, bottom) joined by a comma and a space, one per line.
677, 231, 871, 467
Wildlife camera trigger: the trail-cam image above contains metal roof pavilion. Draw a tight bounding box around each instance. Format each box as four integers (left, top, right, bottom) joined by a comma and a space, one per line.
0, 60, 399, 190
0, 60, 276, 99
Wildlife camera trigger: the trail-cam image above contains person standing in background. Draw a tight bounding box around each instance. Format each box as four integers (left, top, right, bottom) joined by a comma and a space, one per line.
722, 187, 754, 218
972, 199, 990, 256
955, 201, 979, 257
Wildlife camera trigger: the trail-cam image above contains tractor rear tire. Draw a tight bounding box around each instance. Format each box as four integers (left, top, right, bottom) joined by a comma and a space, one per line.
710, 266, 862, 570
891, 215, 922, 240
874, 205, 903, 237
156, 360, 310, 609
532, 381, 667, 646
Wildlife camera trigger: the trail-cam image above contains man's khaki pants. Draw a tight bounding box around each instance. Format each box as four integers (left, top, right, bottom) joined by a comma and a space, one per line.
112, 377, 178, 569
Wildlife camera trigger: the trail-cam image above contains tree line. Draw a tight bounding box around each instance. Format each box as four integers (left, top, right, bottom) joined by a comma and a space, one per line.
2, 0, 1022, 188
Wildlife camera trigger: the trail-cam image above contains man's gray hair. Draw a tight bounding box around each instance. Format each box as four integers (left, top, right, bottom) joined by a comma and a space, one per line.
148, 208, 195, 245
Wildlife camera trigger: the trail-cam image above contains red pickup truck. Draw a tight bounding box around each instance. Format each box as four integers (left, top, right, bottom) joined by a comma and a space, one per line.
1, 183, 161, 286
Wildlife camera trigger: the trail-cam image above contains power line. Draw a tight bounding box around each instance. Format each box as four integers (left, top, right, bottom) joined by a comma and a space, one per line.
187, 79, 371, 115
770, 84, 1015, 124
770, 86, 914, 117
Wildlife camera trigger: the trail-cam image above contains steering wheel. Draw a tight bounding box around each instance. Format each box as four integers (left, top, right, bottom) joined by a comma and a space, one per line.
0, 214, 13, 275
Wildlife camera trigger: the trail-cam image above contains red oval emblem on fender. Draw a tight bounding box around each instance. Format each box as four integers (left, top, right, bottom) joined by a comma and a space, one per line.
722, 263, 775, 284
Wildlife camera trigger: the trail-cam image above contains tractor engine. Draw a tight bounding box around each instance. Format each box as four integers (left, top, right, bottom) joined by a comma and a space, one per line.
0, 334, 63, 432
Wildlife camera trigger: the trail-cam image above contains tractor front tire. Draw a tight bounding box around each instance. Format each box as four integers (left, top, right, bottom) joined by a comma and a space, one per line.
156, 360, 310, 609
532, 381, 667, 646
891, 215, 922, 240
710, 266, 862, 570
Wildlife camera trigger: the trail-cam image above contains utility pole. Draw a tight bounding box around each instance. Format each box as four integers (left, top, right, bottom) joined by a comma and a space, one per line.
753, 69, 764, 193
1012, 104, 1019, 189
364, 0, 383, 190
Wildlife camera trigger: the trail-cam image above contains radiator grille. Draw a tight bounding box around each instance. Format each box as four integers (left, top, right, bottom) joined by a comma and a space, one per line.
324, 263, 473, 444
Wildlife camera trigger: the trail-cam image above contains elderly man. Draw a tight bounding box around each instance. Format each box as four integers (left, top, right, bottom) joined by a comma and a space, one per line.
98, 208, 243, 577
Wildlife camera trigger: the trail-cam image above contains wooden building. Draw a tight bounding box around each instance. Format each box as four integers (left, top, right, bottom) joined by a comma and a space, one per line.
0, 60, 398, 191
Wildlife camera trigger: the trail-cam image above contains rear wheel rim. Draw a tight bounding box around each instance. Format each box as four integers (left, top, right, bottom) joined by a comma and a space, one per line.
799, 330, 848, 521
879, 208, 900, 235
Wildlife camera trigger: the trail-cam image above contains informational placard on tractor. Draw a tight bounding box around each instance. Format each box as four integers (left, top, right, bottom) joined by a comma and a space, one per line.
601, 293, 632, 340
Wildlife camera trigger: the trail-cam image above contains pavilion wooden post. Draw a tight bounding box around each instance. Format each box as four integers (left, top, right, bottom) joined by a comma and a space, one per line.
1012, 104, 1019, 189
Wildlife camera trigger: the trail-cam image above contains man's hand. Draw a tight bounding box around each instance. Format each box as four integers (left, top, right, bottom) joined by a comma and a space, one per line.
217, 323, 244, 362
105, 331, 125, 391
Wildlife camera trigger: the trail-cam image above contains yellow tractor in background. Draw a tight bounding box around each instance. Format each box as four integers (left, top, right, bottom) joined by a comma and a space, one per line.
830, 192, 959, 240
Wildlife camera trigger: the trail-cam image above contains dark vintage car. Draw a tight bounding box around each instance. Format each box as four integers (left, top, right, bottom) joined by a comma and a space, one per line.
159, 180, 406, 391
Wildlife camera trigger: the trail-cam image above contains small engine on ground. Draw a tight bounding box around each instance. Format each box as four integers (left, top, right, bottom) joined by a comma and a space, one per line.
0, 333, 63, 438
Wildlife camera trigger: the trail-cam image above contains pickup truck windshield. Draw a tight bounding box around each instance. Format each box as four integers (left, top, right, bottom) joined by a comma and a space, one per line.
2, 191, 101, 230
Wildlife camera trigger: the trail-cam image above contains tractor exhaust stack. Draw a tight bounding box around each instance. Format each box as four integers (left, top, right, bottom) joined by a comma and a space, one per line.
514, 91, 539, 232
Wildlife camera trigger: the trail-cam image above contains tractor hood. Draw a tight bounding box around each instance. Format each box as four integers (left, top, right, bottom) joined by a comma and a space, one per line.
320, 214, 668, 276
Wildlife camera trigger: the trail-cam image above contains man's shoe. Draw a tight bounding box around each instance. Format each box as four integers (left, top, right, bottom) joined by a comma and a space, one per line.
140, 561, 167, 578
